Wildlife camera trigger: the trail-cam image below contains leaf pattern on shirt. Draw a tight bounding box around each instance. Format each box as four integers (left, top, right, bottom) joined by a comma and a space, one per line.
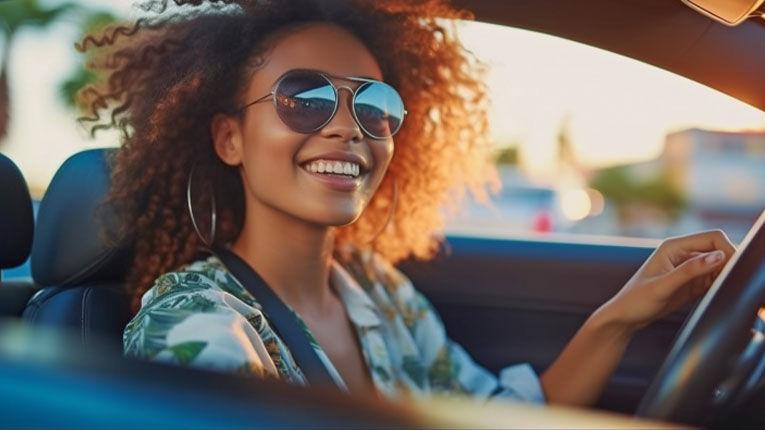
336, 246, 376, 291
372, 364, 392, 382
155, 273, 177, 296
263, 337, 287, 377
163, 293, 218, 312
402, 355, 427, 388
124, 250, 544, 403
168, 341, 207, 364
130, 307, 194, 359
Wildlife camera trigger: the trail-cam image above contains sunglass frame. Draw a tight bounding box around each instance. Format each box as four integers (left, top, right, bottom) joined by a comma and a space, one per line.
237, 69, 407, 140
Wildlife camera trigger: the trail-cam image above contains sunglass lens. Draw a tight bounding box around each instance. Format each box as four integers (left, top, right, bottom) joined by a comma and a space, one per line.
274, 71, 336, 133
354, 82, 405, 139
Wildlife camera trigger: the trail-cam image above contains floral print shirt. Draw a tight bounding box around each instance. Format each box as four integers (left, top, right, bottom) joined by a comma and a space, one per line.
123, 247, 545, 403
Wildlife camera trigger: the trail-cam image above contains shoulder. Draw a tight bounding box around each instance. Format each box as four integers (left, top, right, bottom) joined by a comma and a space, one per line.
124, 255, 272, 367
125, 254, 262, 347
138, 254, 256, 310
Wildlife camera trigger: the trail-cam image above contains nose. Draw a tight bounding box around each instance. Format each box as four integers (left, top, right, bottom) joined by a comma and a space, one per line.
319, 87, 363, 143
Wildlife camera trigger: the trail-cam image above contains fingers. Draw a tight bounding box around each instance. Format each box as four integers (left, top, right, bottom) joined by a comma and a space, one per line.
661, 249, 727, 291
661, 230, 737, 259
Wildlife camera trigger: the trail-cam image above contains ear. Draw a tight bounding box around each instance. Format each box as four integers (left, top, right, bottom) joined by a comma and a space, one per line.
211, 113, 244, 166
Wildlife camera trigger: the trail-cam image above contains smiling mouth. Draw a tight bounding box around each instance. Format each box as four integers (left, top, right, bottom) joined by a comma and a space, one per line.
299, 159, 367, 192
301, 159, 362, 178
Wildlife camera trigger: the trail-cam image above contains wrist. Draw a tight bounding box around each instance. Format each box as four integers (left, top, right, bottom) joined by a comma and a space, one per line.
587, 303, 639, 339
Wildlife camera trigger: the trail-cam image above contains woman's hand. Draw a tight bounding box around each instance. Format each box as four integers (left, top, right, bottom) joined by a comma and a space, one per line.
541, 230, 737, 406
600, 230, 737, 333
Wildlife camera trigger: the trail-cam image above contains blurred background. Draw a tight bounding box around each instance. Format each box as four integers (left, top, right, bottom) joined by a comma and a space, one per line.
2, 0, 765, 281
452, 20, 765, 243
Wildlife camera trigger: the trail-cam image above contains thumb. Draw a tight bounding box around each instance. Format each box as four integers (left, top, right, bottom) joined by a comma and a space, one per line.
662, 250, 725, 288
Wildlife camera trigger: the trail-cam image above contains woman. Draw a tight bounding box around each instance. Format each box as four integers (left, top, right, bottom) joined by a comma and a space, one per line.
82, 0, 735, 405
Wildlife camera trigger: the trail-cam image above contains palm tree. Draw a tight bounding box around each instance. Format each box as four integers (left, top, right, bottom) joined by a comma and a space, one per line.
0, 0, 117, 143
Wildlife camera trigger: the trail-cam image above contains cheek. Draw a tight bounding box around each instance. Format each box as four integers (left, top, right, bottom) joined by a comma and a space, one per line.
239, 114, 302, 191
368, 139, 395, 187
380, 139, 395, 165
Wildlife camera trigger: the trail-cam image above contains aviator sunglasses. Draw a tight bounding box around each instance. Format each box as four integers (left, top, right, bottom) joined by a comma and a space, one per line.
237, 69, 407, 140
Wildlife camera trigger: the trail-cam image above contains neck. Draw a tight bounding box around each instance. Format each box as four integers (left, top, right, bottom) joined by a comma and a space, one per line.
231, 198, 336, 316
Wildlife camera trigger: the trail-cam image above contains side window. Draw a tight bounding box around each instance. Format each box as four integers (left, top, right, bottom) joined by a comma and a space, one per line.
449, 22, 765, 243
2, 6, 765, 281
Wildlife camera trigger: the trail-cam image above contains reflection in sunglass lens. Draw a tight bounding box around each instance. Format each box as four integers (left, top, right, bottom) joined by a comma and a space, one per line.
354, 82, 404, 139
275, 72, 336, 133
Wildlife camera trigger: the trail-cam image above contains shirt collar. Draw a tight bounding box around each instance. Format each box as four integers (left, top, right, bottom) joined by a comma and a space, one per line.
330, 260, 382, 328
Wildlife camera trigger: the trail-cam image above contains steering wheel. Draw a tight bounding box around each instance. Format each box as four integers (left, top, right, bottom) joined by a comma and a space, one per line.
635, 213, 765, 426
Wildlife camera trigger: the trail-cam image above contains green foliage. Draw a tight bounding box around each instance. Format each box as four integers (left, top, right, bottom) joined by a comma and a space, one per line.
60, 68, 96, 108
59, 11, 119, 109
0, 0, 119, 143
590, 166, 687, 219
590, 167, 632, 206
0, 0, 77, 35
494, 145, 519, 164
0, 0, 80, 141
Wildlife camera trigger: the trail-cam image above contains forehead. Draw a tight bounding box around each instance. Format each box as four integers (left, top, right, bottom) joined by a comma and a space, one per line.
247, 23, 383, 92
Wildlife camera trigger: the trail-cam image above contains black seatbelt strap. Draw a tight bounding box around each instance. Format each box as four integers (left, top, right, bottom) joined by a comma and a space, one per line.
213, 247, 339, 390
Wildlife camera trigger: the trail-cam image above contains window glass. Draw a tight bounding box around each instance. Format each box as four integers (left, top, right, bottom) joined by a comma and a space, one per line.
1, 3, 764, 260
448, 21, 765, 244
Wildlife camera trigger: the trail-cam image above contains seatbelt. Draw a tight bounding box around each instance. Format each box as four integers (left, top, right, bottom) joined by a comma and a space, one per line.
213, 247, 339, 390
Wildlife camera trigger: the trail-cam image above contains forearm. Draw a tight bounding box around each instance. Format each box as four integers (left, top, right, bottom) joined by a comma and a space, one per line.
540, 306, 634, 407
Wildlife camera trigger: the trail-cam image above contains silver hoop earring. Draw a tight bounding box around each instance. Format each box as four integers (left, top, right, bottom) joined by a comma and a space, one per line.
186, 163, 217, 247
366, 175, 398, 245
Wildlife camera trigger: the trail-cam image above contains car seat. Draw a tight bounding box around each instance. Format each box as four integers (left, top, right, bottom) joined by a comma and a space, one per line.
22, 149, 133, 349
0, 153, 37, 317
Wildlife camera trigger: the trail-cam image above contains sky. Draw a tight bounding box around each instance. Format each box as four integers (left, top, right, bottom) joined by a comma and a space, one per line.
2, 0, 764, 195
456, 21, 765, 175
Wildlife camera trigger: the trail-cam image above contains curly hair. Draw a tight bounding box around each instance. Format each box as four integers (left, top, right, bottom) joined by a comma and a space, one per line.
80, 0, 497, 313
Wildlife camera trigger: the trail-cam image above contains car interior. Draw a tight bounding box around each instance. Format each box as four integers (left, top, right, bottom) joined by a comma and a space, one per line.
2, 0, 765, 428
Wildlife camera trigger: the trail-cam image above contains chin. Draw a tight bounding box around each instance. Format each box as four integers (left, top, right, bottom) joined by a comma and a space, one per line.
299, 205, 362, 228
322, 212, 362, 227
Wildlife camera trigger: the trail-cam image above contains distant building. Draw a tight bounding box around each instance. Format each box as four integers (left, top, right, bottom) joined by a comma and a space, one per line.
663, 129, 765, 216
597, 128, 765, 240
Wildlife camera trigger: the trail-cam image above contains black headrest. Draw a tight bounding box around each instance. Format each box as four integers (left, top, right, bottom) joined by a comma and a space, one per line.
31, 149, 132, 287
0, 153, 34, 269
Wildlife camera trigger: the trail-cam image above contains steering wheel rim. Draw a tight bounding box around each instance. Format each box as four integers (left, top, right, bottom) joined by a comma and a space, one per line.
636, 212, 765, 425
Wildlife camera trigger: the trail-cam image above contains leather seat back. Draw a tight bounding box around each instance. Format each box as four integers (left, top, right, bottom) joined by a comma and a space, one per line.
23, 149, 133, 349
0, 153, 37, 317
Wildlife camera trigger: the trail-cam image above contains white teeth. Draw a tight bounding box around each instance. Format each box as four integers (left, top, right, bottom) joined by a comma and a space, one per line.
303, 159, 361, 178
